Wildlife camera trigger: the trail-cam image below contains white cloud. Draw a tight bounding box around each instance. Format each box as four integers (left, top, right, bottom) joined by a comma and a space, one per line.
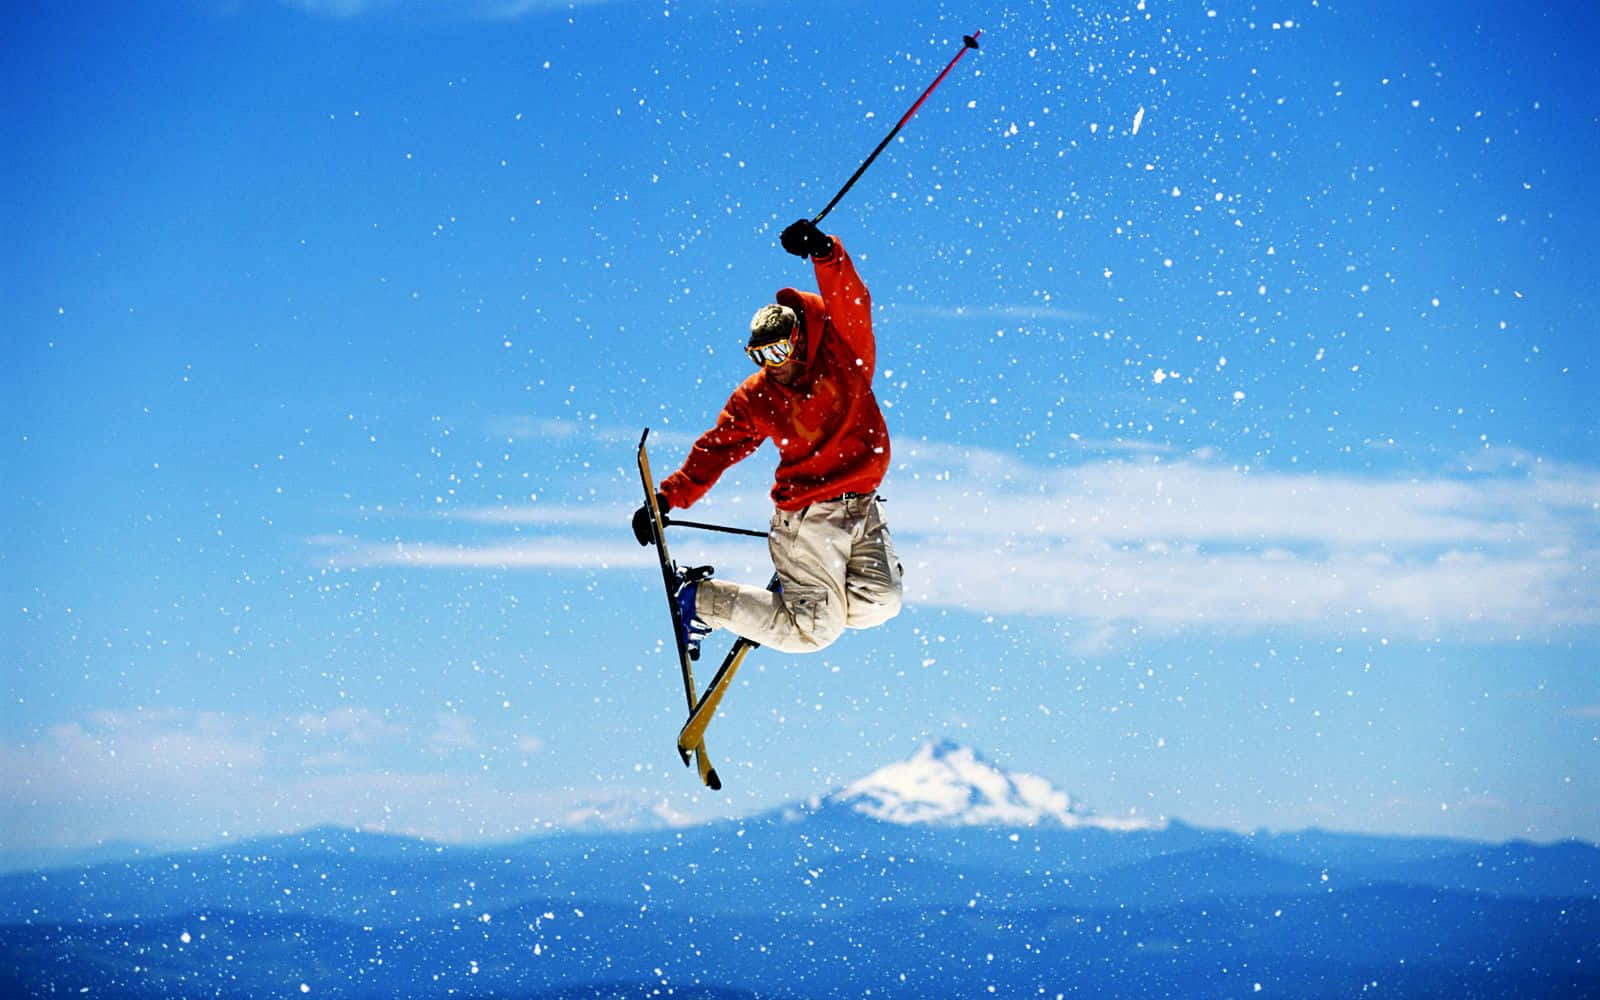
889, 444, 1596, 637
315, 435, 1598, 640
893, 304, 1102, 324
0, 707, 695, 852
275, 0, 617, 19
277, 0, 394, 17
477, 0, 618, 20
450, 504, 631, 528
426, 711, 483, 753
291, 705, 406, 744
323, 537, 653, 570
485, 416, 658, 446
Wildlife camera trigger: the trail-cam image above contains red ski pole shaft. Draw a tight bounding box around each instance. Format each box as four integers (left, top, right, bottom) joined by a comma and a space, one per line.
812, 30, 981, 226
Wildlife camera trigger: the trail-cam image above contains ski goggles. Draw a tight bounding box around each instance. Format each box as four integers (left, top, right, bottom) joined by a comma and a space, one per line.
746, 336, 796, 368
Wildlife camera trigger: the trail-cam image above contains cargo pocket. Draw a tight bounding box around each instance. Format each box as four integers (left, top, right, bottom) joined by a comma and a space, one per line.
783, 584, 826, 634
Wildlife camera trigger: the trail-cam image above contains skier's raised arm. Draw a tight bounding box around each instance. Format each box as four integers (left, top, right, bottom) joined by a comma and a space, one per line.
780, 219, 874, 373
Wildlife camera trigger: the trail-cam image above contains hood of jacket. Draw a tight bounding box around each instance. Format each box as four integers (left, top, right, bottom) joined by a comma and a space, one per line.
773, 285, 827, 382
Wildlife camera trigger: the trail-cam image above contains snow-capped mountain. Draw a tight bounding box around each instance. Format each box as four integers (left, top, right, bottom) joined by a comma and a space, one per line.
5, 782, 1590, 1000
825, 739, 1164, 831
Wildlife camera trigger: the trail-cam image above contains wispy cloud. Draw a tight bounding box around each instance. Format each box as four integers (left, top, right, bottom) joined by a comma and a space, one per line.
450, 505, 633, 528
276, 0, 618, 19
277, 0, 395, 17
891, 304, 1102, 324
477, 0, 619, 19
321, 537, 653, 570
315, 433, 1599, 640
483, 417, 664, 447
0, 707, 693, 851
889, 443, 1597, 637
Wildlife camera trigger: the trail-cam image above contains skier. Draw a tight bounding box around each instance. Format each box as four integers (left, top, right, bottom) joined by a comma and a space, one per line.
632, 219, 903, 656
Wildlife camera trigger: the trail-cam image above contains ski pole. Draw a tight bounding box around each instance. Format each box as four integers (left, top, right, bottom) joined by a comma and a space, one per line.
811, 30, 981, 225
661, 514, 770, 539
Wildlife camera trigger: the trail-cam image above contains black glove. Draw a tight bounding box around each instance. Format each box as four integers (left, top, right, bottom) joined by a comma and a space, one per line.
780, 218, 834, 259
631, 492, 670, 546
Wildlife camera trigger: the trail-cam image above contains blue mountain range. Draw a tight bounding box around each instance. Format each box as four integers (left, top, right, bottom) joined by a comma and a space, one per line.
3, 741, 1595, 997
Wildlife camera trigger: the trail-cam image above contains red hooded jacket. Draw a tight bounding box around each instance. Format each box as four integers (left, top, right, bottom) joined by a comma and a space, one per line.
660, 238, 890, 512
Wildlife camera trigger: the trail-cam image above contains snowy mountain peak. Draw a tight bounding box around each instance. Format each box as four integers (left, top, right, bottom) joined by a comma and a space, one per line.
826, 740, 1162, 831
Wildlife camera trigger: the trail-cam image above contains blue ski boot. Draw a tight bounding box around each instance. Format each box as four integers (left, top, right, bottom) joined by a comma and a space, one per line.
675, 565, 715, 659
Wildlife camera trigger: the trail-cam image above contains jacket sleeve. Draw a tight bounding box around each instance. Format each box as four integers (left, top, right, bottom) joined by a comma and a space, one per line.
812, 238, 875, 376
659, 387, 766, 509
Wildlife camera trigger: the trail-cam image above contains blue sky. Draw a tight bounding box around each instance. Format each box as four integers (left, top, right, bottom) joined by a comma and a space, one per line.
5, 0, 1596, 852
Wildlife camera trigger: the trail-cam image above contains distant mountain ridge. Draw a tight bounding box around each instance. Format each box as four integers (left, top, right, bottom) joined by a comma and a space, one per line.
3, 739, 1596, 999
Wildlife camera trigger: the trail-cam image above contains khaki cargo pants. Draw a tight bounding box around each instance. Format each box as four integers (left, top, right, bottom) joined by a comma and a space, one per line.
696, 494, 903, 653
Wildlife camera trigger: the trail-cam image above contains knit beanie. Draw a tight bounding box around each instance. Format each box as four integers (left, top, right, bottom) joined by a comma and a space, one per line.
748, 303, 798, 348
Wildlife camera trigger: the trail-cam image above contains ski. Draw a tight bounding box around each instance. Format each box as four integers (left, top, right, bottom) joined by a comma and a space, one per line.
637, 429, 722, 790
677, 575, 777, 757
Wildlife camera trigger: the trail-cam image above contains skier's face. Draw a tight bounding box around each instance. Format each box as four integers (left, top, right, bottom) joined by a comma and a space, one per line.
769, 351, 805, 387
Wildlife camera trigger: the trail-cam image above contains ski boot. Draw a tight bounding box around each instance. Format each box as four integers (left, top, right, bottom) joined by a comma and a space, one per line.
675, 565, 715, 659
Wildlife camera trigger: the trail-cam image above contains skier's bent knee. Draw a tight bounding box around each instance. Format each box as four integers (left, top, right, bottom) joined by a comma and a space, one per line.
848, 591, 902, 630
